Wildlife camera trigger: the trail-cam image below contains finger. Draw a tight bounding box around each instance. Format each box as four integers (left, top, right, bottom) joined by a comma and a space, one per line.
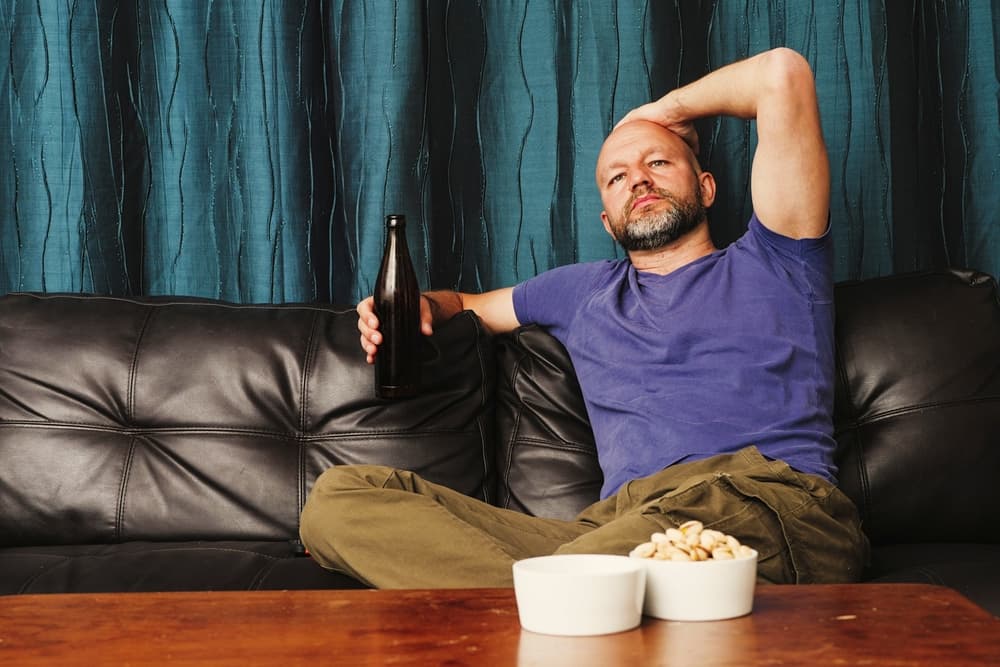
357, 320, 378, 347
419, 296, 434, 336
360, 333, 379, 363
358, 323, 381, 357
358, 316, 381, 339
614, 103, 659, 130
359, 326, 381, 346
357, 322, 379, 342
680, 126, 700, 155
356, 297, 379, 328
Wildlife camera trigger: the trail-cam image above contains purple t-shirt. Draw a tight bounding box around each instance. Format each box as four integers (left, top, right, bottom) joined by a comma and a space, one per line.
512, 214, 837, 498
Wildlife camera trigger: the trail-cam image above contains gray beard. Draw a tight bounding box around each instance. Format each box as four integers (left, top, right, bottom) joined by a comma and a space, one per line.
614, 196, 706, 252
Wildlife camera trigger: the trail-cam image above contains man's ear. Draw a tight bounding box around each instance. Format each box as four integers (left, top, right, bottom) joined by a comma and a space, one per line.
600, 211, 614, 238
698, 171, 717, 208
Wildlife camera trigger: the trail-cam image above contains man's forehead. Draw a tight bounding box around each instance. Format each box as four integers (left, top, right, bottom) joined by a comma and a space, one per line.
596, 121, 690, 175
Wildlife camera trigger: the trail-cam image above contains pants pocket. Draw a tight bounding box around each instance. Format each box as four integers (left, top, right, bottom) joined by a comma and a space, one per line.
711, 472, 803, 584
639, 472, 800, 584
720, 470, 869, 584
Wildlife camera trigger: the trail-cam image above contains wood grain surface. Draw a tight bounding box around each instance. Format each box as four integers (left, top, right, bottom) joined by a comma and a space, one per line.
1, 584, 997, 665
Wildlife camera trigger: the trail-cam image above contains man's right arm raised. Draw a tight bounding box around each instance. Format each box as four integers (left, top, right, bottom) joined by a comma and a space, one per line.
357, 288, 519, 364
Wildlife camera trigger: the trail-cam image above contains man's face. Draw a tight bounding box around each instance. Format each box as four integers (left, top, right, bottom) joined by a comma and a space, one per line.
595, 121, 711, 252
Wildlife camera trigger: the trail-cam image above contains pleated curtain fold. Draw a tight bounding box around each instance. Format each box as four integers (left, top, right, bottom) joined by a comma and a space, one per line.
1, 1, 997, 303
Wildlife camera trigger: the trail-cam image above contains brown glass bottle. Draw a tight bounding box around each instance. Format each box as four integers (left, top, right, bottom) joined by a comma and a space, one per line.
373, 214, 421, 398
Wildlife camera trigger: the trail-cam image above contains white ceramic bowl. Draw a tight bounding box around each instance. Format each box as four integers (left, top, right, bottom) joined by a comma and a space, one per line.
639, 549, 758, 621
512, 554, 646, 636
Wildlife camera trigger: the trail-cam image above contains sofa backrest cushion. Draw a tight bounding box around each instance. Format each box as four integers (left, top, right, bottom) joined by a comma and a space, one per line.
832, 269, 1000, 546
494, 326, 602, 520
0, 294, 494, 546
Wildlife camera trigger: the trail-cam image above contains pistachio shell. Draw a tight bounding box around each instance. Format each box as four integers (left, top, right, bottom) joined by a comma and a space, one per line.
665, 528, 685, 543
700, 530, 724, 549
629, 542, 656, 558
679, 520, 704, 536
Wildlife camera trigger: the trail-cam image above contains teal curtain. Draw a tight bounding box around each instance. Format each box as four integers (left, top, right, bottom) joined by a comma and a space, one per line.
2, 1, 997, 303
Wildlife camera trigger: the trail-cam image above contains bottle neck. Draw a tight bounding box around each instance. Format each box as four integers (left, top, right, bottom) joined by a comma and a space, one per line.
385, 220, 408, 252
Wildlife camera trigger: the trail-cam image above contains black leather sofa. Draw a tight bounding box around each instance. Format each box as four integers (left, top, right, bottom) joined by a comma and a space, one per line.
2, 269, 998, 616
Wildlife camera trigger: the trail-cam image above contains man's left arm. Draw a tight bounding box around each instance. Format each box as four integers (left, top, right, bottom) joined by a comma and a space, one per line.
618, 48, 830, 240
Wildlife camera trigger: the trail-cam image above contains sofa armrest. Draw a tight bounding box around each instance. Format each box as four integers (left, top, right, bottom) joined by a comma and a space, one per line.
833, 269, 1000, 546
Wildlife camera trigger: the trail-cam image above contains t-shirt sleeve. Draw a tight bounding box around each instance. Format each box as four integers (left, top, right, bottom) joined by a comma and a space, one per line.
512, 262, 610, 334
746, 213, 834, 304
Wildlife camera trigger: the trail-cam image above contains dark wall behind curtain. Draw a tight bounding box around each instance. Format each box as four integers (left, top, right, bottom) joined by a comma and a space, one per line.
1, 1, 997, 304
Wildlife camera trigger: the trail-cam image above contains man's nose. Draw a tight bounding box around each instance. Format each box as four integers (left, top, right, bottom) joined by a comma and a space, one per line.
630, 168, 652, 190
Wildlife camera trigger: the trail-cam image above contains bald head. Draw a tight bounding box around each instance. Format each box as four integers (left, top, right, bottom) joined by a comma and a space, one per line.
595, 120, 701, 188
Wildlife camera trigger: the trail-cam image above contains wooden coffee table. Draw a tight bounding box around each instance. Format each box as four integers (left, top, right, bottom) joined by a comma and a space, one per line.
1, 584, 997, 665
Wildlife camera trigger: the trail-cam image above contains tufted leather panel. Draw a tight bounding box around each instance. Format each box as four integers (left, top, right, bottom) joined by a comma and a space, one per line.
832, 269, 1000, 546
0, 294, 495, 547
494, 326, 602, 519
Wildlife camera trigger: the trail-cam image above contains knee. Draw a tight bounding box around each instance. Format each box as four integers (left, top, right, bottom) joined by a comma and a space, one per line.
309, 464, 397, 496
300, 464, 395, 542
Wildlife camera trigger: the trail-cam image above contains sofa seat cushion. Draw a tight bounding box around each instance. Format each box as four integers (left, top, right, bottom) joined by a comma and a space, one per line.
865, 542, 1000, 616
0, 542, 365, 594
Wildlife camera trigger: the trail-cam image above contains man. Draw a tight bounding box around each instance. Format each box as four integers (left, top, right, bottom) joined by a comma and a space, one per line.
300, 48, 869, 588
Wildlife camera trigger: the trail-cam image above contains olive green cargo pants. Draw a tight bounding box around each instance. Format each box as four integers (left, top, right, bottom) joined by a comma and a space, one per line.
299, 446, 869, 588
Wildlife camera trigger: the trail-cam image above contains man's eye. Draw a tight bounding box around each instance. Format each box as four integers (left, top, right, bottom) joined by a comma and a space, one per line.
649, 159, 668, 167
609, 173, 625, 185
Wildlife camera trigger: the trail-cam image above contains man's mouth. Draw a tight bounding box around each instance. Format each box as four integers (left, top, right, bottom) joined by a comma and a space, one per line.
631, 194, 662, 211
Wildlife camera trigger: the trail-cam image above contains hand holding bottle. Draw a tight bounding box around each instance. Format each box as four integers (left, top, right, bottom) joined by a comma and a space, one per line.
357, 295, 434, 365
